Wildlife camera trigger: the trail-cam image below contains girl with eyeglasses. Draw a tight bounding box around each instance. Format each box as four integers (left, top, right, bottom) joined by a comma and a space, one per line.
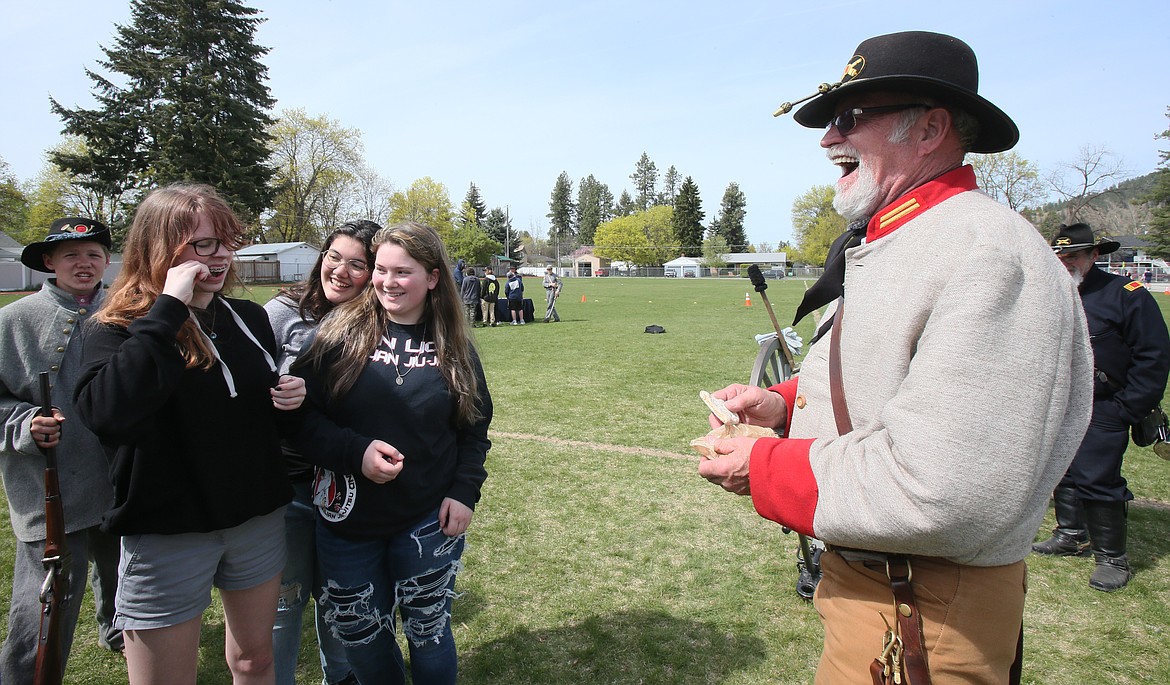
75, 183, 305, 685
290, 221, 492, 685
263, 220, 381, 685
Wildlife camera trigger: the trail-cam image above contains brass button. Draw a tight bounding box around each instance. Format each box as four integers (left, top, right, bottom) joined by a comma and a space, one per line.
795, 394, 807, 409
898, 603, 912, 617
78, 308, 88, 315
66, 318, 76, 324
50, 365, 59, 372
62, 329, 71, 334
56, 347, 65, 353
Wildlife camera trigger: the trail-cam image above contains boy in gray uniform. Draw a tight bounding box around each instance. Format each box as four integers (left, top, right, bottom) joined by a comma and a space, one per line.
0, 218, 123, 684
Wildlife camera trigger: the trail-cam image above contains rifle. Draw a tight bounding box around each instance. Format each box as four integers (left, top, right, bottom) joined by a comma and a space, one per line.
33, 371, 70, 685
747, 265, 822, 599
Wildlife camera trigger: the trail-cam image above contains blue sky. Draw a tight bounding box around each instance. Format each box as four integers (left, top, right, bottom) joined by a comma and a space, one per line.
2, 0, 1167, 247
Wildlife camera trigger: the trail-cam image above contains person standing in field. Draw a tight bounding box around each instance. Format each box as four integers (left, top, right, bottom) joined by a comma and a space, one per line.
696, 31, 1092, 684
479, 266, 499, 327
265, 220, 380, 685
0, 217, 123, 684
542, 267, 561, 323
290, 221, 491, 685
75, 183, 306, 685
1033, 222, 1170, 591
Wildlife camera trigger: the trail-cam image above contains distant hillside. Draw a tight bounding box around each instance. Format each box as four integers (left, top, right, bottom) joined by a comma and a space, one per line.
1027, 171, 1160, 239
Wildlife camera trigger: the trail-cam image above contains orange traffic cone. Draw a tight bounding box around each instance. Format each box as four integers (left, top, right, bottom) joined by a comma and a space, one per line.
581, 294, 587, 303
744, 292, 752, 306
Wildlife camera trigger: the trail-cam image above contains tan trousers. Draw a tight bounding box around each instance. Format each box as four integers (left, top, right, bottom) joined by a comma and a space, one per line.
813, 551, 1026, 685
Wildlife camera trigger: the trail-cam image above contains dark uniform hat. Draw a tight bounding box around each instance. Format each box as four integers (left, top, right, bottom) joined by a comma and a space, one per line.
1050, 222, 1120, 256
20, 217, 113, 273
775, 31, 1019, 154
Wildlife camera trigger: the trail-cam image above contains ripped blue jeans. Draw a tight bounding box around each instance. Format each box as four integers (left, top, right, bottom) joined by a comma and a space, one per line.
316, 510, 464, 685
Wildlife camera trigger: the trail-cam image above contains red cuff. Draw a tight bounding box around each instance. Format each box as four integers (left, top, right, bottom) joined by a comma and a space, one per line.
749, 437, 818, 536
768, 378, 799, 437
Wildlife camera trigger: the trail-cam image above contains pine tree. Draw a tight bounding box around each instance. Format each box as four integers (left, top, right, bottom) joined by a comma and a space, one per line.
547, 171, 575, 258
483, 207, 519, 258
462, 182, 488, 228
576, 174, 613, 246
1147, 108, 1170, 259
673, 177, 705, 257
713, 182, 748, 251
659, 165, 680, 207
630, 152, 658, 211
51, 0, 276, 222
615, 190, 636, 218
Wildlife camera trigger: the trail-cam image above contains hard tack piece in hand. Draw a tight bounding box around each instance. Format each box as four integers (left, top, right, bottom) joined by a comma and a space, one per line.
691, 390, 777, 459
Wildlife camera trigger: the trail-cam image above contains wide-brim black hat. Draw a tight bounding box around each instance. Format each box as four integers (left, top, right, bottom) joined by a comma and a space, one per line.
790, 31, 1019, 154
20, 217, 113, 272
1050, 223, 1120, 255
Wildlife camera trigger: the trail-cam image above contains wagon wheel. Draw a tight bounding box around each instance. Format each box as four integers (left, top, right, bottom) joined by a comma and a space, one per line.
748, 334, 821, 600
749, 336, 794, 388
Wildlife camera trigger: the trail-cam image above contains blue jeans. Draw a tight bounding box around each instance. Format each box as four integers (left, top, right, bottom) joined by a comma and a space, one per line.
317, 510, 465, 685
273, 481, 351, 685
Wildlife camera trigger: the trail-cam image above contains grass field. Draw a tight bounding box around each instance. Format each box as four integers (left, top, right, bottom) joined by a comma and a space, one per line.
2, 276, 1170, 684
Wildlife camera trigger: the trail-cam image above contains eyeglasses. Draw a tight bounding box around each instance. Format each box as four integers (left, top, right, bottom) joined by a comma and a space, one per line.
186, 238, 234, 256
322, 248, 369, 276
1055, 248, 1095, 261
829, 104, 931, 135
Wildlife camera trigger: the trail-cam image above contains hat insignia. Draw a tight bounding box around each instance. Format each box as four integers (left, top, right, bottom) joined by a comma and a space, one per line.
841, 55, 864, 82
1055, 237, 1071, 246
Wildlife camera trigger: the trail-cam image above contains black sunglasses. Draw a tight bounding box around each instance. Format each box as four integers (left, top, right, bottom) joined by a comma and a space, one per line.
829, 104, 931, 135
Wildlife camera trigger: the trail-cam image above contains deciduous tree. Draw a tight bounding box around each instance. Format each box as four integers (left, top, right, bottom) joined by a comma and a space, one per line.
1048, 144, 1130, 222
970, 151, 1045, 211
266, 108, 363, 244
791, 184, 845, 266
594, 207, 675, 266
0, 156, 29, 242
388, 177, 455, 238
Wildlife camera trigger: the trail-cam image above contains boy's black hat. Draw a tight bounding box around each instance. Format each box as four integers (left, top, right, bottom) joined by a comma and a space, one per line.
21, 217, 112, 273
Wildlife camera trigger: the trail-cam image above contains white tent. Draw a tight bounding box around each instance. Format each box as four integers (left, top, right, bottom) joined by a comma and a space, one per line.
663, 256, 703, 278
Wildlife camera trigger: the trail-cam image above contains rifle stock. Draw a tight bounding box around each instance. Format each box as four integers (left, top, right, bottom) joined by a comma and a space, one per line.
33, 371, 69, 685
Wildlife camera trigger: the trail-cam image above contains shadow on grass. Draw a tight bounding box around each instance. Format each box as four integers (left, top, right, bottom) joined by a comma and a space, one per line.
460, 608, 769, 684
1129, 500, 1170, 572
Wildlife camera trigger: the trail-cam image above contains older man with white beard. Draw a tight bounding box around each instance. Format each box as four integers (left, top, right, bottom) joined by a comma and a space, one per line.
697, 32, 1093, 684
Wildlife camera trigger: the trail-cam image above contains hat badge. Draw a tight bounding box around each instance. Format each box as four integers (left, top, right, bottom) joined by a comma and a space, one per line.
1055, 237, 1071, 246
841, 55, 865, 82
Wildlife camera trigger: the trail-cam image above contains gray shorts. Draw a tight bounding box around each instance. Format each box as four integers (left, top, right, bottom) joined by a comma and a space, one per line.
114, 507, 287, 631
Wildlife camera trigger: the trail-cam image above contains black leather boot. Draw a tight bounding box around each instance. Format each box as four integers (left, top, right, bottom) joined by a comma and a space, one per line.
1083, 500, 1132, 592
1032, 485, 1090, 556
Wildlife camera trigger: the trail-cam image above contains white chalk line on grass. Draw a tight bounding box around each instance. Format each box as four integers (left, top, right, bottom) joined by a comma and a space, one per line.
491, 431, 694, 461
491, 430, 1170, 510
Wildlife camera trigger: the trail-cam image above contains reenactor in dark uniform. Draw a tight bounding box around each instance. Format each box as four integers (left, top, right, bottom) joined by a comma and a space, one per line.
1034, 223, 1170, 591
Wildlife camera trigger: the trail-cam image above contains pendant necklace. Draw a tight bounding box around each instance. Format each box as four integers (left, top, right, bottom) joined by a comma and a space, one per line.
193, 301, 218, 339
393, 325, 425, 385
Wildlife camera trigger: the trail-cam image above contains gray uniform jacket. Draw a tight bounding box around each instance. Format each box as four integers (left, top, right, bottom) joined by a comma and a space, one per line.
0, 280, 114, 541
